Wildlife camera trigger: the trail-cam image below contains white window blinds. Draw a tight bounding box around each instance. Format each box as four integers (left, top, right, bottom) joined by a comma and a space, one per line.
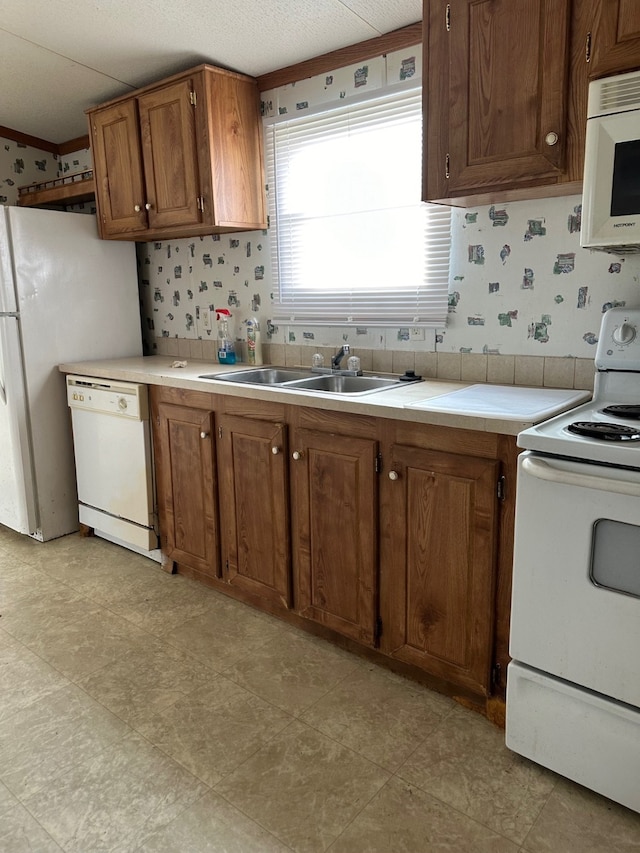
265, 87, 451, 326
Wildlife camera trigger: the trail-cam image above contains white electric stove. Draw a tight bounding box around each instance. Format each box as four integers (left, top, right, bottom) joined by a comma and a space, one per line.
507, 307, 640, 815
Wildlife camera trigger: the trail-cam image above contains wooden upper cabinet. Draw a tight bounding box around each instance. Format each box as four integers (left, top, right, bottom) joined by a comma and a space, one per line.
87, 64, 267, 240
424, 0, 574, 203
138, 78, 202, 231
590, 0, 640, 79
90, 100, 148, 237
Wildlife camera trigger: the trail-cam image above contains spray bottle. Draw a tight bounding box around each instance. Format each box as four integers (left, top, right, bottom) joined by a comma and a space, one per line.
244, 317, 263, 365
216, 308, 236, 365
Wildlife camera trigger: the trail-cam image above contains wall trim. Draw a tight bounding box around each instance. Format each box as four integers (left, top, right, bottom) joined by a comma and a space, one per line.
0, 125, 59, 154
256, 21, 422, 92
0, 126, 90, 156
58, 135, 90, 155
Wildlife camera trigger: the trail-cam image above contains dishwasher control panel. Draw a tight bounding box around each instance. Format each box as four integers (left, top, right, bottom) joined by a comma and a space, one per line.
66, 375, 148, 420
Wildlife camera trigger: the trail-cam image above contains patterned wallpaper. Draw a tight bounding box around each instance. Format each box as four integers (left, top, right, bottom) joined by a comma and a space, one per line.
0, 139, 92, 208
4, 42, 640, 373
443, 195, 640, 358
139, 45, 640, 367
137, 231, 272, 357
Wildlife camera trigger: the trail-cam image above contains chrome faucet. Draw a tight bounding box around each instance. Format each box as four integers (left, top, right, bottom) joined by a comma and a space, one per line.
331, 344, 350, 370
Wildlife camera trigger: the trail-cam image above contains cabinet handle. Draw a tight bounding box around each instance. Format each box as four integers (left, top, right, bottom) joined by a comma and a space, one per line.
292, 450, 303, 460
388, 470, 400, 481
271, 446, 281, 455
200, 431, 210, 439
545, 132, 559, 146
585, 31, 592, 63
134, 204, 141, 212
145, 202, 152, 210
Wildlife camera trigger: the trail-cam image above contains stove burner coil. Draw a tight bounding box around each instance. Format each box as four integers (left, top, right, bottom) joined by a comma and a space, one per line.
567, 421, 640, 441
602, 405, 640, 420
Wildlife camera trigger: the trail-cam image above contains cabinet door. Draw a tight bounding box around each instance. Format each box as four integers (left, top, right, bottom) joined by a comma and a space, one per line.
426, 0, 571, 198
138, 78, 202, 230
291, 429, 378, 645
154, 403, 219, 577
590, 0, 640, 78
89, 100, 148, 237
217, 416, 291, 607
381, 445, 498, 695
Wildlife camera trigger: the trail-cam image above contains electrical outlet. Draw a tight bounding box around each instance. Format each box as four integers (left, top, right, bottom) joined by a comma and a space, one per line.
201, 307, 212, 331
410, 327, 425, 341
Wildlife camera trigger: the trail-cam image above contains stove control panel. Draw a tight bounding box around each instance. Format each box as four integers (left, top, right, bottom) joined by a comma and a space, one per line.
595, 307, 640, 371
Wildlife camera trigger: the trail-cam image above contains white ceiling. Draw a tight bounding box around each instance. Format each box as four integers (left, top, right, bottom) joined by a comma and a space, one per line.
1, 0, 421, 145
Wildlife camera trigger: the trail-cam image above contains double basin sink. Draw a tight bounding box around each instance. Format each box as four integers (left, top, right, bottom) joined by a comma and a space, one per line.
199, 366, 417, 396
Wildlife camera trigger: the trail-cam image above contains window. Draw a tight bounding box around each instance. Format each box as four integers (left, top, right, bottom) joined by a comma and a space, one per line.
265, 87, 451, 326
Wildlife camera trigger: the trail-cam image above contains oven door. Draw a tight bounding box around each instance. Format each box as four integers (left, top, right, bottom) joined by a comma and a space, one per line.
510, 451, 640, 708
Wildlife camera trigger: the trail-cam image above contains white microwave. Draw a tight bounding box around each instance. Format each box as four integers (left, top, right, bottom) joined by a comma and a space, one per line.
581, 70, 640, 254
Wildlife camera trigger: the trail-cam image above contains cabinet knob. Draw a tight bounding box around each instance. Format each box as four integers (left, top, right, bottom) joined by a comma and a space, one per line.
388, 470, 400, 481
145, 202, 152, 210
545, 132, 559, 146
200, 431, 209, 439
271, 446, 281, 455
134, 204, 141, 212
292, 450, 303, 460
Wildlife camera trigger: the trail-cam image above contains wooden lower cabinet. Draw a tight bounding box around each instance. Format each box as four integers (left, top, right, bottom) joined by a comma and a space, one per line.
217, 414, 291, 607
290, 426, 378, 646
151, 388, 517, 712
152, 391, 220, 577
380, 444, 499, 696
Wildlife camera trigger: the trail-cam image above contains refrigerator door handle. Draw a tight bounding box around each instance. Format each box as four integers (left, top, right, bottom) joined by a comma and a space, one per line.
0, 311, 20, 406
0, 321, 6, 405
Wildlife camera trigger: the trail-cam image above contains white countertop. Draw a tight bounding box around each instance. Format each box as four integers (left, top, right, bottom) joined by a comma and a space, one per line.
58, 356, 592, 436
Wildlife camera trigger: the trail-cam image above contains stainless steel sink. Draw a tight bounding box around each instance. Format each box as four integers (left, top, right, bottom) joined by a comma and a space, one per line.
199, 366, 409, 395
285, 374, 401, 394
199, 367, 311, 385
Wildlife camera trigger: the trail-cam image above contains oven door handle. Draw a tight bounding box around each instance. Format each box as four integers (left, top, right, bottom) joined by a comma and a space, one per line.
521, 455, 640, 497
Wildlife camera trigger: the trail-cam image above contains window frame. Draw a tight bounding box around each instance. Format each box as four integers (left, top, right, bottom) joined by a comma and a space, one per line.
264, 84, 451, 327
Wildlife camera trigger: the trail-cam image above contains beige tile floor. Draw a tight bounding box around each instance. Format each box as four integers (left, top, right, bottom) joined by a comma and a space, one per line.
1, 526, 639, 853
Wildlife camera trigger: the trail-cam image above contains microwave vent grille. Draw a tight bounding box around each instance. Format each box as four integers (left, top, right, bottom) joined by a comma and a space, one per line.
597, 74, 640, 115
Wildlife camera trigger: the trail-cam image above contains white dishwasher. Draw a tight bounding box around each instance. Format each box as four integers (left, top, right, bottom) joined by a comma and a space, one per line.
66, 375, 160, 559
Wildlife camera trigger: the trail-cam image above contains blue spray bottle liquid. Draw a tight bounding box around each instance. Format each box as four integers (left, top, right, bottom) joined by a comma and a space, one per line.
216, 308, 236, 364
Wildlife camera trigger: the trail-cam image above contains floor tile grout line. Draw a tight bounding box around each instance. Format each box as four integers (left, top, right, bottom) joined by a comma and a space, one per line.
0, 799, 65, 851
0, 727, 135, 816
210, 769, 299, 853
320, 768, 395, 853
510, 771, 560, 852
208, 716, 301, 790
3, 717, 215, 849
125, 688, 296, 793
382, 699, 457, 774
391, 759, 551, 850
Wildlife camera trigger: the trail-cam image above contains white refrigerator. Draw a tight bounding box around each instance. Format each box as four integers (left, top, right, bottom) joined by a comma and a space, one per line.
0, 206, 142, 541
